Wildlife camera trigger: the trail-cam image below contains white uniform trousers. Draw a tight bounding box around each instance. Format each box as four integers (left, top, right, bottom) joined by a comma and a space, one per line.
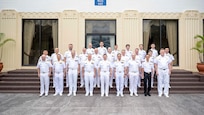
109, 66, 114, 87
94, 67, 100, 87
85, 71, 94, 95
124, 75, 128, 87
157, 69, 170, 96
115, 72, 124, 95
100, 71, 110, 96
137, 74, 141, 87
129, 72, 139, 94
151, 69, 155, 87
54, 72, 64, 94
40, 73, 50, 95
66, 72, 69, 87
52, 68, 56, 88
68, 69, 78, 94
80, 65, 85, 86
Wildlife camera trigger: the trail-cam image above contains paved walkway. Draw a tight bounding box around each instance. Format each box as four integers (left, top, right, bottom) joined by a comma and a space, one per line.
0, 93, 204, 115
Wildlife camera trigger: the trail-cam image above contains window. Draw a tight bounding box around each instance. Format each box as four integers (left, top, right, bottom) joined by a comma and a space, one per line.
85, 20, 116, 49
22, 19, 58, 66
143, 19, 179, 65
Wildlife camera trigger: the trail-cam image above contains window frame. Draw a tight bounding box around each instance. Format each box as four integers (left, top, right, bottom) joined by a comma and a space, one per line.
85, 19, 117, 49
22, 19, 58, 66
143, 19, 179, 66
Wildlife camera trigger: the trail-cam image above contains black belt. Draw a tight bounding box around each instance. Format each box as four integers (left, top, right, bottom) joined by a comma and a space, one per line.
160, 68, 167, 70
144, 72, 151, 74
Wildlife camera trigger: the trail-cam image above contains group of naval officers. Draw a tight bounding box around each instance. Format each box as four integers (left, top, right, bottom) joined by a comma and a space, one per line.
37, 41, 174, 98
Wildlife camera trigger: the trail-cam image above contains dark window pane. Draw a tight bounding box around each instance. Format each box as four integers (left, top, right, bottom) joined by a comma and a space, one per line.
22, 19, 58, 66
143, 19, 179, 66
85, 20, 116, 49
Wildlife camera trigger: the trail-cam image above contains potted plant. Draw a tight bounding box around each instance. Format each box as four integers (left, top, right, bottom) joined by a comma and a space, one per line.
192, 35, 204, 74
0, 33, 15, 73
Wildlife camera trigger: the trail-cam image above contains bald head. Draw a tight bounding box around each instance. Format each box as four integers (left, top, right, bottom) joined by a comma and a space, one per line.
54, 48, 59, 54
88, 54, 92, 61
41, 55, 46, 61
94, 48, 98, 54
131, 53, 136, 60
71, 50, 76, 58
88, 43, 92, 48
121, 49, 126, 56
108, 47, 112, 53
160, 48, 165, 56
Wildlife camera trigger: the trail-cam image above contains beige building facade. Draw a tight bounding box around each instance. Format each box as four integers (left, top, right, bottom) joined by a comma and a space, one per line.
0, 9, 204, 72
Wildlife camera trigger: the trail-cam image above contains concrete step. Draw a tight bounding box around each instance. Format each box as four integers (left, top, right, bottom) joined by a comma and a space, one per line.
1, 76, 200, 81
0, 85, 203, 91
0, 81, 203, 86
0, 89, 204, 94
1, 69, 204, 94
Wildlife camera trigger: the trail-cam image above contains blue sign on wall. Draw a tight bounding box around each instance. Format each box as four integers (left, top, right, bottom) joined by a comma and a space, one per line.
95, 0, 106, 6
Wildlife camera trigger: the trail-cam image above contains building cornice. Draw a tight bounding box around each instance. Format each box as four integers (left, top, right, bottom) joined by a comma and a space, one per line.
19, 12, 60, 19
0, 10, 17, 19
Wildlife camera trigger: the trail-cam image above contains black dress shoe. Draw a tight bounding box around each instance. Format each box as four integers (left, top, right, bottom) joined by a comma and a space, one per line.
144, 93, 147, 96
147, 93, 151, 96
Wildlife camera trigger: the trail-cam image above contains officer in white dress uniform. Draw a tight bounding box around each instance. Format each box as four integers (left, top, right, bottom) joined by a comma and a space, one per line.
37, 55, 52, 97
98, 54, 112, 97
127, 53, 141, 96
150, 43, 158, 58
106, 47, 115, 88
86, 43, 94, 55
165, 47, 174, 88
53, 54, 66, 96
82, 54, 96, 96
98, 41, 107, 56
112, 44, 120, 61
67, 50, 80, 96
138, 44, 146, 60
92, 48, 102, 88
164, 48, 174, 69
64, 44, 73, 87
114, 53, 127, 97
134, 48, 143, 88
121, 49, 130, 88
141, 54, 154, 96
51, 48, 63, 88
37, 50, 51, 64
154, 49, 171, 97
79, 48, 87, 87
125, 44, 132, 58
150, 44, 158, 88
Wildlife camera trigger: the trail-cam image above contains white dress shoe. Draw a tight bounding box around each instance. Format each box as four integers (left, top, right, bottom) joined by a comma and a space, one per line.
67, 93, 72, 96
73, 92, 76, 96
53, 93, 58, 96
85, 93, 89, 96
165, 95, 169, 98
